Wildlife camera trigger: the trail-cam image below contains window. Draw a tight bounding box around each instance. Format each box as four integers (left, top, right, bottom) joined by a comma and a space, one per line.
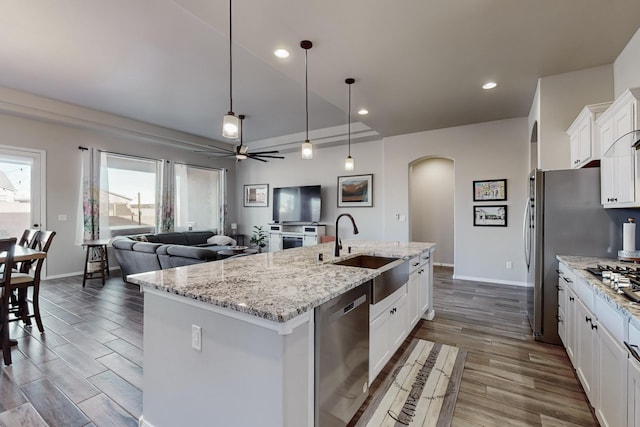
174, 164, 225, 233
101, 153, 162, 237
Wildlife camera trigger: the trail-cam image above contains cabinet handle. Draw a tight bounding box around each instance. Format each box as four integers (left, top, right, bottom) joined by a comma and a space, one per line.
390, 307, 397, 315
412, 262, 420, 267
569, 296, 575, 302
585, 316, 592, 323
557, 315, 563, 322
556, 285, 563, 291
625, 342, 640, 363
591, 323, 598, 330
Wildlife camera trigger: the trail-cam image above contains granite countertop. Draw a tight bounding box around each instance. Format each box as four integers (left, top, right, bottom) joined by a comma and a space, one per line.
557, 255, 640, 326
127, 240, 435, 323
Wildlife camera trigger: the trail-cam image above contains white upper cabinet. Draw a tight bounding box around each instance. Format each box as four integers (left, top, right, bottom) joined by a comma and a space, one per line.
597, 88, 640, 208
567, 102, 613, 169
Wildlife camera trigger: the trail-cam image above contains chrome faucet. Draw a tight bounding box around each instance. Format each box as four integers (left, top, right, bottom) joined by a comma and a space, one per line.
335, 213, 359, 257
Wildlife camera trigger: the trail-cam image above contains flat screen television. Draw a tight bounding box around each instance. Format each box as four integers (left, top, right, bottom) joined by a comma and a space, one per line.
272, 185, 321, 223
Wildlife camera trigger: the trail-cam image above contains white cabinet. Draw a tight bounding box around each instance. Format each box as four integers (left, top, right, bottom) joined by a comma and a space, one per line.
567, 102, 612, 169
267, 223, 325, 252
597, 88, 640, 207
597, 322, 627, 427
369, 285, 408, 383
628, 322, 640, 427
419, 251, 432, 317
407, 256, 421, 327
558, 264, 577, 363
575, 296, 598, 404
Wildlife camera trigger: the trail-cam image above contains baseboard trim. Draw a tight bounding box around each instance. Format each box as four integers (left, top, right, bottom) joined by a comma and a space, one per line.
45, 267, 121, 281
452, 274, 528, 287
433, 262, 454, 267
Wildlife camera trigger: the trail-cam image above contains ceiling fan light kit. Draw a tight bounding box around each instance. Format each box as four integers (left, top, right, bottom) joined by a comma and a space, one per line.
301, 40, 313, 160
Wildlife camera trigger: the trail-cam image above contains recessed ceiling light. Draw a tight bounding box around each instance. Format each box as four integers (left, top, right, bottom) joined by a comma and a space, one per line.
482, 82, 497, 90
358, 109, 369, 115
274, 49, 290, 59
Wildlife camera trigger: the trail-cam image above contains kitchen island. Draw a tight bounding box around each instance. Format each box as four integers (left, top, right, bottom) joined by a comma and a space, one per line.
128, 240, 435, 427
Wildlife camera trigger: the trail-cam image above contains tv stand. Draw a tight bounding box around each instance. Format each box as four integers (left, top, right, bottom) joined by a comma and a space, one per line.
268, 223, 326, 252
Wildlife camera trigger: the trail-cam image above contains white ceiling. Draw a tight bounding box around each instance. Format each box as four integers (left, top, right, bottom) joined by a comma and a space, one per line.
1, 0, 639, 149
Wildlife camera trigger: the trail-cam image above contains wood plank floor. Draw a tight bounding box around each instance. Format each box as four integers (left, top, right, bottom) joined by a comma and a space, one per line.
0, 267, 597, 426
350, 267, 598, 427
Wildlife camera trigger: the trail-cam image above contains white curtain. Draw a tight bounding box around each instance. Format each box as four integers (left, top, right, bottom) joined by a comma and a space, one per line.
77, 147, 104, 243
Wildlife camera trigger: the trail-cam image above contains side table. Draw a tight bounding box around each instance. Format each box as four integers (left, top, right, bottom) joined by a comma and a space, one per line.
82, 239, 110, 287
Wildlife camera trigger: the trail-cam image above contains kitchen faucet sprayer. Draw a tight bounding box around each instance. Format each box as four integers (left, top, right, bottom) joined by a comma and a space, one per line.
335, 213, 359, 257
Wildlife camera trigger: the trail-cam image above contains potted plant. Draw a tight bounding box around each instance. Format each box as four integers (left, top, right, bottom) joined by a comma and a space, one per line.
250, 225, 267, 252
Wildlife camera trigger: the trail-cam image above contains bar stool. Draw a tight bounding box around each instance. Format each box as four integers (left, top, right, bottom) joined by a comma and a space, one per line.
82, 239, 110, 287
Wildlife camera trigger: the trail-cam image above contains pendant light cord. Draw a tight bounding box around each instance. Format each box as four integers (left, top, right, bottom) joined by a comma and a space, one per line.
228, 0, 233, 113
348, 83, 351, 156
305, 48, 309, 141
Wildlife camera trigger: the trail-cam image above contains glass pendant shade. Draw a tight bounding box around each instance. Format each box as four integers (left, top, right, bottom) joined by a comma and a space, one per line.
301, 140, 313, 159
344, 156, 354, 171
222, 113, 239, 139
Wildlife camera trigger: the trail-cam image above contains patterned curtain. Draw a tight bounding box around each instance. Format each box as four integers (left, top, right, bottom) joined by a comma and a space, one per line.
160, 160, 174, 232
77, 148, 102, 243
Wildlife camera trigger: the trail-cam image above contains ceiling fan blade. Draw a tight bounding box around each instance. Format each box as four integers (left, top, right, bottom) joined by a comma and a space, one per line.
252, 154, 285, 159
194, 145, 235, 154
247, 155, 268, 162
250, 150, 280, 155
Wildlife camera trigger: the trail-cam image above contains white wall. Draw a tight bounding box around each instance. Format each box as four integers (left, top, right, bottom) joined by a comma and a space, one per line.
383, 118, 529, 285
409, 157, 454, 266
235, 140, 385, 241
614, 26, 640, 96
0, 86, 236, 277
537, 64, 614, 171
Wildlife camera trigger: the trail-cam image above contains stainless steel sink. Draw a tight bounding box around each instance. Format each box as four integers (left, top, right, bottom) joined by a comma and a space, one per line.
334, 255, 409, 304
333, 254, 399, 269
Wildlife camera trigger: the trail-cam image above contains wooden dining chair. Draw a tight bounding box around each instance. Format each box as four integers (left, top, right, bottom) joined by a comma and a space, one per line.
0, 237, 17, 365
17, 229, 40, 273
9, 230, 55, 333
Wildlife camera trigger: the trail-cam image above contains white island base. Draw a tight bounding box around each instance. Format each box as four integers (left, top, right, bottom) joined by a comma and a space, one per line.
140, 290, 314, 427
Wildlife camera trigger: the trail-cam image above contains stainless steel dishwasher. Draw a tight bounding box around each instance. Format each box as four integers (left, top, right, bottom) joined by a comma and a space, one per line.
315, 281, 370, 427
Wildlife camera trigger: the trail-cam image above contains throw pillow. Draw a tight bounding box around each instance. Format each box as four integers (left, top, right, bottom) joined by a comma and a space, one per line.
206, 235, 237, 246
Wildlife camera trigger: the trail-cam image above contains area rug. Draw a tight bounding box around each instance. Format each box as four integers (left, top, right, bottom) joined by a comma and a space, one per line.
357, 339, 467, 427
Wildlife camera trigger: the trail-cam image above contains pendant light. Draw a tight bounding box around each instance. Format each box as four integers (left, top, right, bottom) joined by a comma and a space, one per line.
222, 0, 239, 139
344, 78, 355, 171
300, 40, 313, 159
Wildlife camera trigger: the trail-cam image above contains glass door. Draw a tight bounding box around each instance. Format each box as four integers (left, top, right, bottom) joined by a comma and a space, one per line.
0, 145, 44, 239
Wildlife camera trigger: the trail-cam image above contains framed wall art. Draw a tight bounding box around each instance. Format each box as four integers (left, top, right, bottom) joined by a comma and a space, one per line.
243, 184, 269, 207
473, 179, 507, 201
473, 205, 507, 227
337, 174, 373, 207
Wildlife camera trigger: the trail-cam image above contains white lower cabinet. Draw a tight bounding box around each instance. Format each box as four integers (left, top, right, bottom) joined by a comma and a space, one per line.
369, 286, 408, 384
575, 296, 598, 404
419, 252, 431, 316
597, 323, 627, 427
559, 262, 634, 427
407, 256, 421, 327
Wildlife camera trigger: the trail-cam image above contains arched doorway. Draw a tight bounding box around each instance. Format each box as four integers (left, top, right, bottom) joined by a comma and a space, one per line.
409, 157, 454, 267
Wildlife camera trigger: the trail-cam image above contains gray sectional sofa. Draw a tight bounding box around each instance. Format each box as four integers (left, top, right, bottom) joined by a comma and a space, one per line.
111, 231, 234, 283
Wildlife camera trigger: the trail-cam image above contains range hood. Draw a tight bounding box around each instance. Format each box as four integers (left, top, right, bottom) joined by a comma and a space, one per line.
604, 129, 640, 157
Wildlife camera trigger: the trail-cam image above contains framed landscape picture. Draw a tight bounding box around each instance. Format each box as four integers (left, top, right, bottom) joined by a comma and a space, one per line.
473, 179, 507, 201
243, 184, 269, 207
338, 174, 373, 207
473, 205, 507, 227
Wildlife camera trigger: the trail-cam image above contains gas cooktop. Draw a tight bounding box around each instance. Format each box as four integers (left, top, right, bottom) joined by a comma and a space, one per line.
586, 264, 640, 303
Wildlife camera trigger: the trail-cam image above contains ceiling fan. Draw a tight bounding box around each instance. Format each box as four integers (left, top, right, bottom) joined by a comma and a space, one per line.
197, 115, 284, 162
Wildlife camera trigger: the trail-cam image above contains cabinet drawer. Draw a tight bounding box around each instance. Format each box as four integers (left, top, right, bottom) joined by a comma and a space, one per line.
370, 284, 406, 321
575, 276, 595, 312
409, 255, 421, 273
559, 263, 577, 293
595, 293, 628, 343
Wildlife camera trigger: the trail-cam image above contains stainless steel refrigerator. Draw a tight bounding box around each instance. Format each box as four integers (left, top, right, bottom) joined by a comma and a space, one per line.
524, 168, 636, 344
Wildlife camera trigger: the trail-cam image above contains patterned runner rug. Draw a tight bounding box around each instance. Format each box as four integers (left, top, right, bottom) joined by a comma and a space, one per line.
357, 339, 467, 427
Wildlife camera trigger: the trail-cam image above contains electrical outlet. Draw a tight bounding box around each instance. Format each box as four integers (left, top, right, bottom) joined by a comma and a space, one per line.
506, 261, 513, 269
192, 325, 202, 351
